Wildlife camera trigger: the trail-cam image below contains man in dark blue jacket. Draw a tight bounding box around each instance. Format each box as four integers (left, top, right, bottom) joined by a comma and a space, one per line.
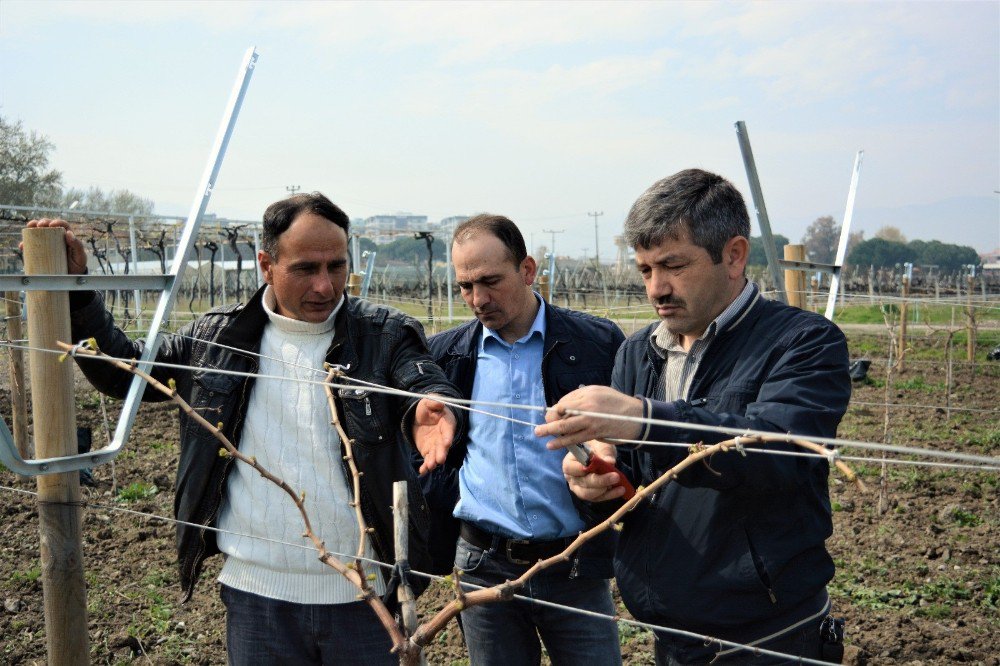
536, 170, 851, 664
423, 214, 625, 665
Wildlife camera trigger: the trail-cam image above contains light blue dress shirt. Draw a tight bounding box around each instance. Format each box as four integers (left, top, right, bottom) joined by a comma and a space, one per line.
454, 298, 586, 540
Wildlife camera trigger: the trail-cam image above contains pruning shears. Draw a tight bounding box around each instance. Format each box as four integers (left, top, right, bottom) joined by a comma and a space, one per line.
567, 443, 636, 500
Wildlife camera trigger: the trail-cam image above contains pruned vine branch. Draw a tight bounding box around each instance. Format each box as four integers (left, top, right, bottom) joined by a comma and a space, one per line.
58, 340, 866, 663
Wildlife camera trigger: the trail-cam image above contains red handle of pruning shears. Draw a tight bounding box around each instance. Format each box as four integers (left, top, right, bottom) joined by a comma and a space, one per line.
570, 443, 636, 500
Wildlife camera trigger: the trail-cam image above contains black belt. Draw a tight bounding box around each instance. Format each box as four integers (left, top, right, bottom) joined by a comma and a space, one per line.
460, 521, 573, 566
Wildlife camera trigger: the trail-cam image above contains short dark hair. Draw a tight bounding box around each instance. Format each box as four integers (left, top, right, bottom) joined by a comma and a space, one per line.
261, 192, 350, 259
452, 214, 527, 267
623, 169, 751, 263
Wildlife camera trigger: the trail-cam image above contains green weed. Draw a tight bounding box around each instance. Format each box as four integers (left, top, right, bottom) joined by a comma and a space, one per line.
951, 508, 981, 527
9, 565, 41, 583
117, 481, 158, 502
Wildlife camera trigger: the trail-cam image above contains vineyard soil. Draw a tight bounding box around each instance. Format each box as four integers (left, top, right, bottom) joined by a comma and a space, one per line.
1, 332, 997, 665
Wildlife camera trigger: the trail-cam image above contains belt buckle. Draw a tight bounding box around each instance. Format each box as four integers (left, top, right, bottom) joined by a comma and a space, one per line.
505, 538, 532, 565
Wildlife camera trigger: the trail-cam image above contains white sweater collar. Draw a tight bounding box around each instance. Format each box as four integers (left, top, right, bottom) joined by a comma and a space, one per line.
261, 286, 342, 335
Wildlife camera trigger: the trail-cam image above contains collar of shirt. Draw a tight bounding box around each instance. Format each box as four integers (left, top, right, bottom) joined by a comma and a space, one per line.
261, 285, 343, 335
480, 293, 546, 352
651, 280, 759, 356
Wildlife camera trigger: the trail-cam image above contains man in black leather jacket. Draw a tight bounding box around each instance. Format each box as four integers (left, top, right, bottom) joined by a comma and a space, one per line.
421, 215, 625, 665
31, 193, 462, 665
537, 170, 851, 664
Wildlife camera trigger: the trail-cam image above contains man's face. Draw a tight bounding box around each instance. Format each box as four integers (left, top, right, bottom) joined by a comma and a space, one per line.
452, 233, 537, 340
258, 212, 349, 323
634, 229, 746, 344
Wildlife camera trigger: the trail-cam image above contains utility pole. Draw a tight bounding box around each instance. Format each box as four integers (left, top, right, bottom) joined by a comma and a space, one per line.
542, 229, 564, 302
588, 211, 603, 265
286, 185, 300, 196
542, 228, 565, 257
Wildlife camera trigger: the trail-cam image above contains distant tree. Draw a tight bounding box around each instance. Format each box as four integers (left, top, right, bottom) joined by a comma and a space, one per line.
378, 235, 446, 263
846, 230, 864, 257
748, 234, 789, 266
801, 216, 841, 264
875, 225, 907, 244
908, 239, 980, 272
0, 116, 63, 206
60, 186, 154, 217
847, 238, 916, 268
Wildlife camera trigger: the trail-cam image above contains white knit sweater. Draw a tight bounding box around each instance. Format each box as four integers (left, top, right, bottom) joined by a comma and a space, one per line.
217, 288, 385, 603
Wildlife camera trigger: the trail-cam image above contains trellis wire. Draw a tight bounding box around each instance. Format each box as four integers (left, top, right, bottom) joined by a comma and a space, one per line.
3, 339, 996, 472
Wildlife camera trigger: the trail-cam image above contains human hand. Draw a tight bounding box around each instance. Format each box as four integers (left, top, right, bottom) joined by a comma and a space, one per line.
413, 395, 456, 475
24, 219, 88, 274
562, 441, 627, 502
536, 385, 643, 450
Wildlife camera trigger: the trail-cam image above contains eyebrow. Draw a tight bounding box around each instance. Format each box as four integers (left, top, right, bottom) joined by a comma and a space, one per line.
637, 253, 687, 266
289, 258, 348, 270
457, 273, 504, 285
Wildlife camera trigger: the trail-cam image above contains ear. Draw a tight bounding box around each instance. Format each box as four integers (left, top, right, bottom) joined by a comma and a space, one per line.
521, 255, 538, 286
723, 236, 749, 279
258, 250, 275, 285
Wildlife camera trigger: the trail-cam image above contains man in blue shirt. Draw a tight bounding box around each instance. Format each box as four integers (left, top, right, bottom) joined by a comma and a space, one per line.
424, 214, 625, 665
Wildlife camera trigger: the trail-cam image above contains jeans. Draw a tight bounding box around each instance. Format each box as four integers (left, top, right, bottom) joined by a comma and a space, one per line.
654, 617, 836, 665
221, 584, 398, 665
455, 536, 621, 666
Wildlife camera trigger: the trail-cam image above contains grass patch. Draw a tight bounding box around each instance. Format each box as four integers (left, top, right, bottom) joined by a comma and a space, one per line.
10, 565, 41, 584
117, 481, 158, 502
950, 507, 981, 527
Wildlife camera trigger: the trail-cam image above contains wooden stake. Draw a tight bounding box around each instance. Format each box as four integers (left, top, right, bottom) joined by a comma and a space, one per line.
538, 273, 550, 303
782, 244, 806, 310
966, 276, 976, 363
4, 291, 31, 477
348, 273, 362, 297
898, 276, 909, 371
22, 227, 90, 666
392, 480, 422, 662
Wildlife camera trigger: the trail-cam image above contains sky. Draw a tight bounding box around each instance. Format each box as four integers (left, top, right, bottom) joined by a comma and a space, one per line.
2, 0, 998, 257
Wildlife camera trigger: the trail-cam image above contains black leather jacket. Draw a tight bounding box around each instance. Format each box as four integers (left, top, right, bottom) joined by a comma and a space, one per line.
69, 286, 463, 601
422, 300, 626, 578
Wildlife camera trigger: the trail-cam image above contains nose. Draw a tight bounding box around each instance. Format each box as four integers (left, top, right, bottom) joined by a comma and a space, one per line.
646, 268, 672, 302
311, 269, 336, 297
470, 284, 490, 309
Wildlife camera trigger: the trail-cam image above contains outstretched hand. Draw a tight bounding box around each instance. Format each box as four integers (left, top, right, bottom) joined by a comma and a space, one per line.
24, 219, 88, 274
413, 395, 456, 475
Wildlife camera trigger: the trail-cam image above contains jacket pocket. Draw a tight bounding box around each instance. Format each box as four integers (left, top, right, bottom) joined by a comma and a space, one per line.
188, 369, 241, 424
337, 387, 391, 445
704, 381, 757, 413
744, 528, 778, 603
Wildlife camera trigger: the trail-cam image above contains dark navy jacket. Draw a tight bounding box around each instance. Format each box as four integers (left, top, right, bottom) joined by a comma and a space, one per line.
422, 300, 626, 578
610, 286, 851, 660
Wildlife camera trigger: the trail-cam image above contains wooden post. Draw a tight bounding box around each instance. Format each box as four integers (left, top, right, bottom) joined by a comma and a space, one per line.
966, 275, 976, 362
782, 244, 806, 309
392, 482, 419, 633
898, 276, 910, 371
4, 292, 31, 476
22, 227, 90, 665
538, 273, 550, 303
348, 273, 362, 297
809, 276, 819, 312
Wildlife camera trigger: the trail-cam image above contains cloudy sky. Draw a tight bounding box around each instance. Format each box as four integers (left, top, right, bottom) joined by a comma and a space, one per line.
2, 1, 998, 256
